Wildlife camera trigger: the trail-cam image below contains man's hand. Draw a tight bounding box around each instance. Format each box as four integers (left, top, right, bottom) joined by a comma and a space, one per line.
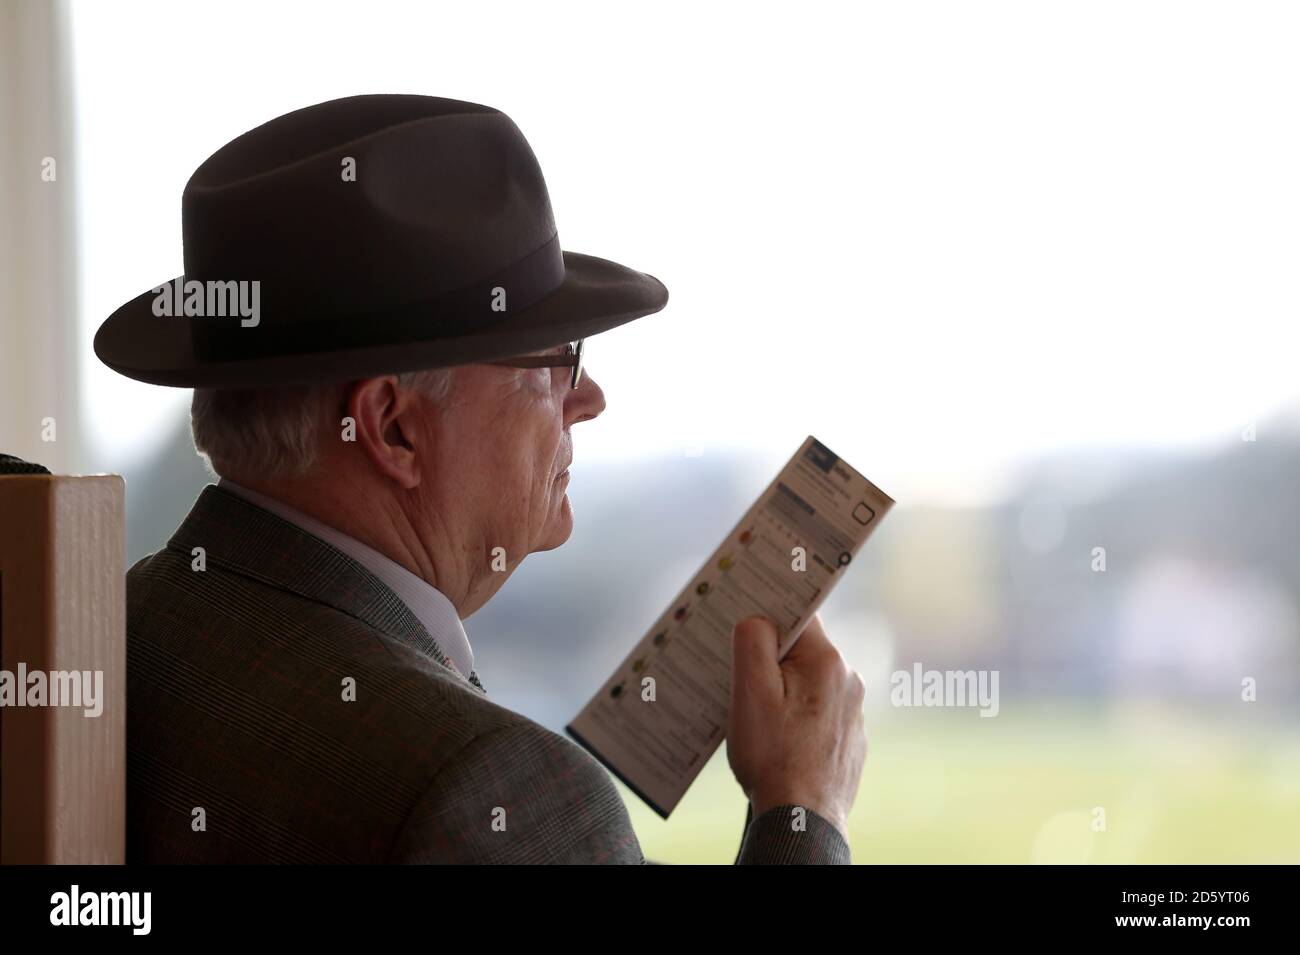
726, 613, 867, 840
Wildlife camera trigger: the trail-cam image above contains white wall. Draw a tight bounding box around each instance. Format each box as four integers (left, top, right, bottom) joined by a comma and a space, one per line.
0, 0, 80, 474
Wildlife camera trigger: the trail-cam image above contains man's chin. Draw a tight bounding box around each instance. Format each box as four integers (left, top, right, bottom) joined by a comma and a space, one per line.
535, 497, 574, 552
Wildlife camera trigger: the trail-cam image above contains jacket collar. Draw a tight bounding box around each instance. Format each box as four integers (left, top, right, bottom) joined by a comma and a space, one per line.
166, 484, 486, 694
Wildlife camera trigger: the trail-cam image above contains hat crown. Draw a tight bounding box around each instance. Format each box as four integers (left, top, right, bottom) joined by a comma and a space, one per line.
180, 94, 559, 321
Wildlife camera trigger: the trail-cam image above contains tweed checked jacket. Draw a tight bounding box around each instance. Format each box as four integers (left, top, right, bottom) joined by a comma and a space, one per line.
125, 485, 852, 864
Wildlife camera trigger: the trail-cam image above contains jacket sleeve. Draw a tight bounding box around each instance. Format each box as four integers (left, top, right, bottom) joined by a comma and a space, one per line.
387, 722, 646, 864
733, 801, 853, 864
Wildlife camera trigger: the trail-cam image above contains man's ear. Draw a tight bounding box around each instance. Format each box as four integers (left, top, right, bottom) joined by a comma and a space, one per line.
344, 377, 424, 490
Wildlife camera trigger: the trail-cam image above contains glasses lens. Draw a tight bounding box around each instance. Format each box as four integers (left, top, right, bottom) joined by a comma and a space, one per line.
572, 339, 584, 389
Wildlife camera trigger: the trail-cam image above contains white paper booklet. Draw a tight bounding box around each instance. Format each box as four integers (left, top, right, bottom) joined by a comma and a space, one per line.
566, 435, 895, 817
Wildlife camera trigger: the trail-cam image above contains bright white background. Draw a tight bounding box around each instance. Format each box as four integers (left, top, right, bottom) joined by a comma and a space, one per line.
71, 0, 1300, 504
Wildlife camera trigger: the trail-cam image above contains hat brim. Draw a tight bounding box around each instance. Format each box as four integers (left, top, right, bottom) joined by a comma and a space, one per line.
93, 251, 669, 388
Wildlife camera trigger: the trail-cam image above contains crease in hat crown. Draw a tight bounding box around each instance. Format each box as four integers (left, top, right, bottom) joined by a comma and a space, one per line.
186, 94, 504, 193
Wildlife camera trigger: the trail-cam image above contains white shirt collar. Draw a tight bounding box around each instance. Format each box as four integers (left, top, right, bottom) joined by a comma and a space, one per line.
216, 478, 475, 681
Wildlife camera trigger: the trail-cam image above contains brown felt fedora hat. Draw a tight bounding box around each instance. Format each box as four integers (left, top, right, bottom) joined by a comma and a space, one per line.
93, 94, 669, 388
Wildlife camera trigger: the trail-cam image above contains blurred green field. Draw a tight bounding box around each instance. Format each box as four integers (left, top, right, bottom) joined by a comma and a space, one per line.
620, 703, 1300, 864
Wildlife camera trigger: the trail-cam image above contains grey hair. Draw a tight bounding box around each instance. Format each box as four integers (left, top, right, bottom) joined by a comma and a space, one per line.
191, 368, 455, 480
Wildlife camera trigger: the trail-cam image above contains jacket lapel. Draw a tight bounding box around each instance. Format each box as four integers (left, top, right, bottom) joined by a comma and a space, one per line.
166, 485, 487, 695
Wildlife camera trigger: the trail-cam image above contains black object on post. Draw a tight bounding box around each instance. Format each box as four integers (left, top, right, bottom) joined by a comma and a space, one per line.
0, 454, 51, 476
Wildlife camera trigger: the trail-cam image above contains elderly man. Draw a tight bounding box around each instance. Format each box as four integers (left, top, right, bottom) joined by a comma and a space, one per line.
95, 95, 866, 864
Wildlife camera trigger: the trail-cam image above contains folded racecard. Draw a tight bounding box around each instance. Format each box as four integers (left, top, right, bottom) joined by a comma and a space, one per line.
567, 435, 894, 817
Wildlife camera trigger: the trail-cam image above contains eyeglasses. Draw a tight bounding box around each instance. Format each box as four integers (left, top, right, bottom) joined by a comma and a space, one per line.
481, 339, 585, 390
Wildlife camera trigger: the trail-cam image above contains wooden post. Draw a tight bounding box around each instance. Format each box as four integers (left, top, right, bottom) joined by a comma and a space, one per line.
0, 475, 125, 863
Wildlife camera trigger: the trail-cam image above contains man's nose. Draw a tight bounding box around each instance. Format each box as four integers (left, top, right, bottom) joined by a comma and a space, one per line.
567, 371, 606, 426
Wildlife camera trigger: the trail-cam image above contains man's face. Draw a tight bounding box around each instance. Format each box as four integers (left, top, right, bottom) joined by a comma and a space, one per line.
414, 343, 606, 575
